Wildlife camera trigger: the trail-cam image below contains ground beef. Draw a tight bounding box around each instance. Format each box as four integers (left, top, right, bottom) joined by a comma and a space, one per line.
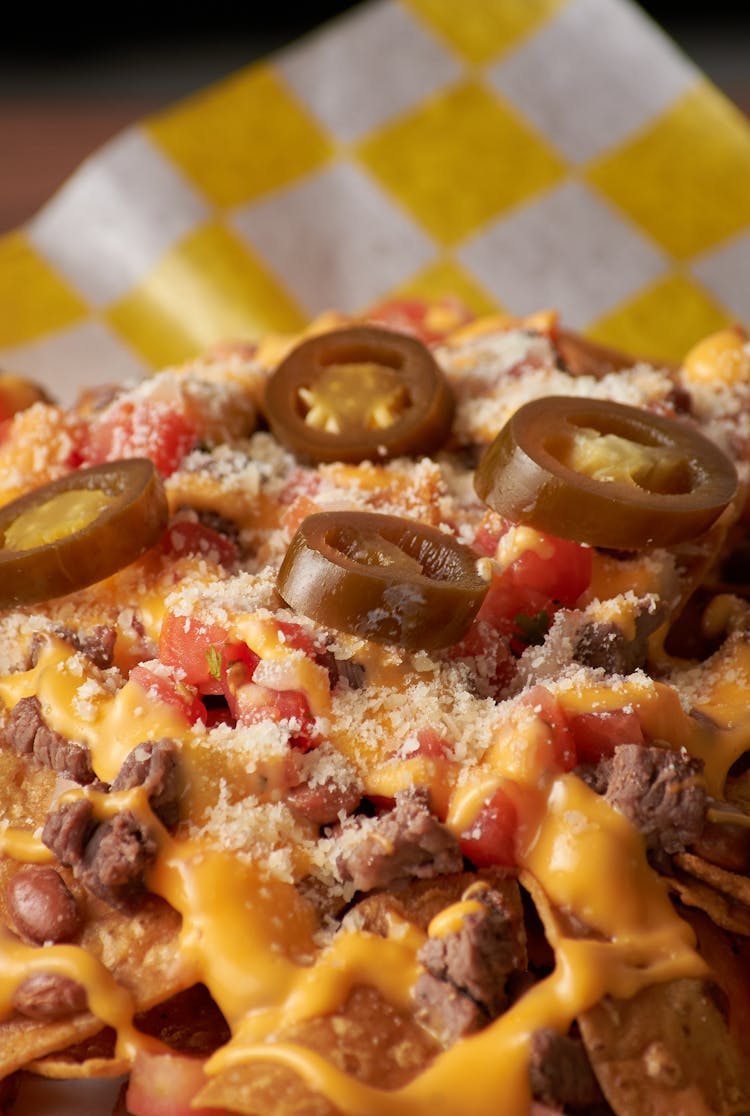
414, 886, 523, 1045
595, 744, 707, 855
4, 696, 96, 785
41, 799, 95, 866
80, 812, 157, 909
30, 625, 117, 670
574, 604, 664, 676
111, 738, 182, 828
337, 787, 463, 893
316, 649, 365, 692
42, 799, 156, 911
413, 971, 487, 1045
529, 1028, 604, 1111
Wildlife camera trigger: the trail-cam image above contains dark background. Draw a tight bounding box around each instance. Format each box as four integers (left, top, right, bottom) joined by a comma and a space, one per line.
1, 2, 748, 232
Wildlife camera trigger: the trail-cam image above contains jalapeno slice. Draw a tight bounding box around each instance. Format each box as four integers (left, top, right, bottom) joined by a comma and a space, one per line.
276, 511, 489, 650
553, 329, 678, 378
474, 396, 738, 550
0, 458, 168, 607
263, 326, 455, 463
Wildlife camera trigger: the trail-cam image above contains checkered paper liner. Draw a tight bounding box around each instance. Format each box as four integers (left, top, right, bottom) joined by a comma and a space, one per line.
1, 0, 749, 402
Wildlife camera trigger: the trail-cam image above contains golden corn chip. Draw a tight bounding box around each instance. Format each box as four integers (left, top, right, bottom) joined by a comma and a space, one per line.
667, 871, 750, 937
197, 984, 440, 1116
578, 977, 750, 1116
678, 903, 750, 1062
675, 850, 750, 906
27, 1024, 117, 1079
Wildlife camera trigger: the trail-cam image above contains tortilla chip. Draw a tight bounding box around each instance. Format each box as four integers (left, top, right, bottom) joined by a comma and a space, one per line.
134, 983, 231, 1056
675, 850, 750, 906
0, 862, 187, 1077
345, 866, 523, 938
667, 870, 750, 937
578, 977, 750, 1116
677, 903, 750, 1063
27, 984, 229, 1082
196, 984, 439, 1116
27, 1027, 123, 1079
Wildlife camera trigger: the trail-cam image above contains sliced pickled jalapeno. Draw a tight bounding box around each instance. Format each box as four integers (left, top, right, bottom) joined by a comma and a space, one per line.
263, 326, 455, 463
474, 396, 738, 550
0, 458, 169, 607
276, 511, 489, 650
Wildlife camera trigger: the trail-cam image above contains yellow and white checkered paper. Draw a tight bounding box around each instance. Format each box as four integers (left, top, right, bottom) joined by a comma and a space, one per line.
1, 0, 749, 401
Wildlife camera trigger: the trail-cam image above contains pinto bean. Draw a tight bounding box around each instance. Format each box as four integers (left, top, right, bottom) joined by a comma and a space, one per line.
12, 972, 87, 1020
286, 778, 362, 825
6, 866, 82, 944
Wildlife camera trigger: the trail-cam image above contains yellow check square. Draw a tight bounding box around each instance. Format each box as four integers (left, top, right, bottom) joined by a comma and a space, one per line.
106, 222, 306, 368
388, 258, 501, 318
148, 65, 334, 209
587, 84, 750, 261
404, 0, 564, 64
357, 80, 564, 246
587, 273, 731, 364
0, 233, 86, 348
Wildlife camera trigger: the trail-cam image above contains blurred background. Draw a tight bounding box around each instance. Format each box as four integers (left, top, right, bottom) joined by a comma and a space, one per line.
1, 0, 748, 234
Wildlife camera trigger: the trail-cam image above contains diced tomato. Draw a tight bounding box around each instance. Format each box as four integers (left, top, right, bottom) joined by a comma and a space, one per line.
126, 1049, 229, 1116
459, 787, 518, 868
459, 527, 592, 665
507, 535, 592, 610
158, 614, 258, 697
450, 612, 517, 699
520, 685, 577, 772
568, 708, 644, 766
414, 728, 451, 759
279, 470, 322, 535
276, 619, 320, 659
82, 398, 197, 477
236, 684, 317, 751
164, 519, 238, 567
365, 295, 475, 345
129, 663, 207, 726
472, 510, 510, 558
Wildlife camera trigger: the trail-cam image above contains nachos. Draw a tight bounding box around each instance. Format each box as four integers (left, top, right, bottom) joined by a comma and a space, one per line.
0, 301, 749, 1115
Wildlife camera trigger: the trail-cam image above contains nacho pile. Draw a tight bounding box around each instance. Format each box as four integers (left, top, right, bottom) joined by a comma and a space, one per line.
0, 301, 749, 1115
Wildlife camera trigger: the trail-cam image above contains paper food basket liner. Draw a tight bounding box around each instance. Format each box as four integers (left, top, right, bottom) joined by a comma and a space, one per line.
0, 0, 749, 406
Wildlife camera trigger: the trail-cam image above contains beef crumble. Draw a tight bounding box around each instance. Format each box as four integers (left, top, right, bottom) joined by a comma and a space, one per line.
337, 787, 463, 893
4, 696, 96, 785
588, 743, 707, 856
111, 738, 182, 829
42, 798, 156, 911
414, 885, 524, 1045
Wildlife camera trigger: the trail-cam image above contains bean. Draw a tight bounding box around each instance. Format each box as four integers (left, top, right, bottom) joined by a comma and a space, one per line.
6, 866, 82, 944
12, 972, 87, 1020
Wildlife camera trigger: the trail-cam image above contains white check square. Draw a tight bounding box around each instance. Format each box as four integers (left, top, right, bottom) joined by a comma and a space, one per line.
231, 161, 436, 316
486, 0, 696, 164
691, 231, 750, 325
0, 321, 147, 404
275, 2, 461, 143
28, 129, 211, 306
458, 180, 668, 327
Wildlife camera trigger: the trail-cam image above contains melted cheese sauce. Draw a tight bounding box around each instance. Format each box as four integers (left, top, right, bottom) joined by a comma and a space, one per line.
0, 320, 746, 1114
0, 653, 718, 1115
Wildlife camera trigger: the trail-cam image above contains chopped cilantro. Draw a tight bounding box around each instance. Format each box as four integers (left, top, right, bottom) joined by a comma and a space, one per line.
513, 609, 550, 647
205, 645, 222, 680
